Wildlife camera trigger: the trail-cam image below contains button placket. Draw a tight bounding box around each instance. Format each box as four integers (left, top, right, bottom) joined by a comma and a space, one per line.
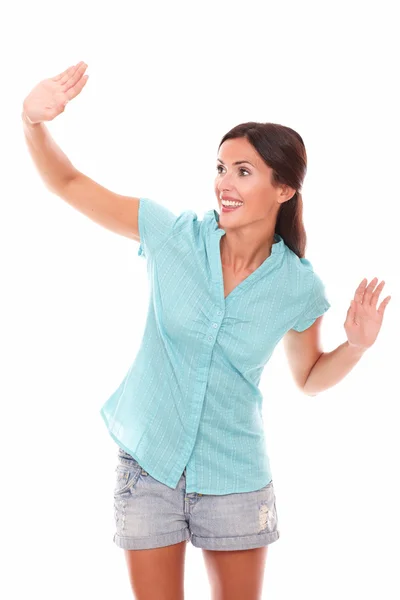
207, 307, 224, 342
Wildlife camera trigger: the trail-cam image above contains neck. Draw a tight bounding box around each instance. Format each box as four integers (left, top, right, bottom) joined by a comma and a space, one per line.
220, 232, 276, 273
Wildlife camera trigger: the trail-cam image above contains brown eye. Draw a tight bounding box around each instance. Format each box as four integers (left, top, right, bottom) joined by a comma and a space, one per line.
216, 166, 250, 175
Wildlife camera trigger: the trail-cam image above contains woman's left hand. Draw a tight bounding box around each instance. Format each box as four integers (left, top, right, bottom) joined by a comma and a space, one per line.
344, 277, 391, 351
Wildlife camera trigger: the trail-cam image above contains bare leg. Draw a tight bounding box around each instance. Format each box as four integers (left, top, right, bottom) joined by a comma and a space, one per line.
203, 546, 268, 600
124, 540, 187, 600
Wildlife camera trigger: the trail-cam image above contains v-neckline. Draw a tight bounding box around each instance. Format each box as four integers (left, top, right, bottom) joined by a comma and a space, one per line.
218, 234, 276, 302
205, 208, 285, 305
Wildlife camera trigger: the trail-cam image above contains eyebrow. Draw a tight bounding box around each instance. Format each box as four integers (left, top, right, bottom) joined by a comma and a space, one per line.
217, 158, 255, 167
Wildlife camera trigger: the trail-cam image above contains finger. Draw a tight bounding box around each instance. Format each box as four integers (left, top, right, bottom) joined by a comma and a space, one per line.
64, 73, 89, 102
377, 295, 391, 316
59, 62, 87, 87
362, 277, 379, 305
371, 280, 385, 307
354, 278, 368, 304
61, 63, 88, 95
52, 61, 83, 82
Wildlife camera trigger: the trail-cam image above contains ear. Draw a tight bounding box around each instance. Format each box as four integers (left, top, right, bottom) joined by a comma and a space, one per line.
279, 184, 297, 204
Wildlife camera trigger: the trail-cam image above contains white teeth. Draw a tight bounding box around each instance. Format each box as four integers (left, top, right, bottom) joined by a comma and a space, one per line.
222, 200, 243, 207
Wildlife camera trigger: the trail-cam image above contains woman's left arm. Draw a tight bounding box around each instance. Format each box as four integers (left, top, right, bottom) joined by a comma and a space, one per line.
304, 277, 391, 396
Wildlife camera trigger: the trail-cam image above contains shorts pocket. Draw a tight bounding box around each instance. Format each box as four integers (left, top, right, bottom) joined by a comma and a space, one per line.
114, 463, 141, 496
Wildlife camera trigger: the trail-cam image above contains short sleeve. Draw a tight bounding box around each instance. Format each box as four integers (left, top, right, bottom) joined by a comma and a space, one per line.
137, 197, 180, 260
292, 271, 331, 332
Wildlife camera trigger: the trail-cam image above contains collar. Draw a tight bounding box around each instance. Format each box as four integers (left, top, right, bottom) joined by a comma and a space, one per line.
204, 208, 285, 254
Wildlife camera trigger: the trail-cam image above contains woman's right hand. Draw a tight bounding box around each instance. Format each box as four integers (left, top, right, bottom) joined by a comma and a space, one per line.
22, 61, 89, 125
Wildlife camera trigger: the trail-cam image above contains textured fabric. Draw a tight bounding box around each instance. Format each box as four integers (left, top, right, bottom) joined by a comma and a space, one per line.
113, 447, 279, 550
100, 197, 331, 494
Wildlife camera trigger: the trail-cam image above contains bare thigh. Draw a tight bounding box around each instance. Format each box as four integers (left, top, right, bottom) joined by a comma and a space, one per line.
203, 546, 268, 600
124, 540, 187, 600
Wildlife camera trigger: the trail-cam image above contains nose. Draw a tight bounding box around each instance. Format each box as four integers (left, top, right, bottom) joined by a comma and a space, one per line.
217, 175, 234, 193
220, 173, 233, 185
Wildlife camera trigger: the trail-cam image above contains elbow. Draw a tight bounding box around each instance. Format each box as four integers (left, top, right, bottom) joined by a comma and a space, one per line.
302, 371, 318, 397
302, 382, 318, 397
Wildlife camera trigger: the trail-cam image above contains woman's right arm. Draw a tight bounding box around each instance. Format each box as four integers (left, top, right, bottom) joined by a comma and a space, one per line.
21, 112, 140, 241
21, 110, 78, 191
21, 62, 140, 241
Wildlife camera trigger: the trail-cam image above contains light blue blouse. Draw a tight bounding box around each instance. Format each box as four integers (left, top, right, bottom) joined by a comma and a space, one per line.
100, 198, 331, 494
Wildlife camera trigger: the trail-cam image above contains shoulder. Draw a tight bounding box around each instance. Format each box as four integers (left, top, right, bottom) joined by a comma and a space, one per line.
285, 248, 316, 285
172, 206, 219, 242
174, 207, 200, 230
283, 249, 329, 306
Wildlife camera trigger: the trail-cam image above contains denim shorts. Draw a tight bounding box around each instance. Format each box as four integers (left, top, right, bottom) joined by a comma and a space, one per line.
113, 447, 280, 551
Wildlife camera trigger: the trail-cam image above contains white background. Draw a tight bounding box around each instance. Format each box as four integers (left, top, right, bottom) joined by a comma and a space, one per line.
2, 0, 399, 598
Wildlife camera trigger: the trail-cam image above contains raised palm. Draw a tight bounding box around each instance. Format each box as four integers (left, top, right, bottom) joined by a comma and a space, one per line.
344, 277, 391, 351
23, 61, 89, 124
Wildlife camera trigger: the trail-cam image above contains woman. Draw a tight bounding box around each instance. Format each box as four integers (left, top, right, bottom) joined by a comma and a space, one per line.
22, 61, 391, 600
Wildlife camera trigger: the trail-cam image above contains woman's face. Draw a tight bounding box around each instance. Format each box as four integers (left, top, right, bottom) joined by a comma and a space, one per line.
214, 137, 294, 229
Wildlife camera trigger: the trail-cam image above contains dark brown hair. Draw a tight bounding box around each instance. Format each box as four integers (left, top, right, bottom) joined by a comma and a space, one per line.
218, 122, 308, 258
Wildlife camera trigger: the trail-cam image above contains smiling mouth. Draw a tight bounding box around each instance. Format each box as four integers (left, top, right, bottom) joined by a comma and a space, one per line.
221, 203, 243, 212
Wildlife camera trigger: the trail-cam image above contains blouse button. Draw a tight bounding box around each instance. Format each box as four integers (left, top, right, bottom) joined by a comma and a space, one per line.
217, 310, 223, 316
207, 335, 213, 341
212, 323, 218, 328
